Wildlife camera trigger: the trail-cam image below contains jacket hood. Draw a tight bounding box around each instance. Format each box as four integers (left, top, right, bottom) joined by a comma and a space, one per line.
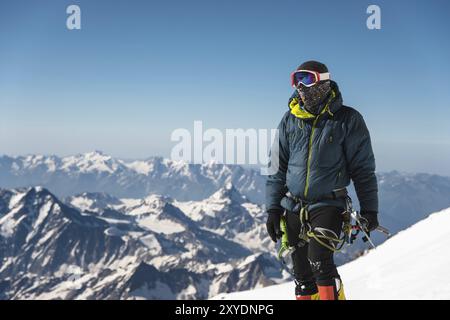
288, 80, 343, 120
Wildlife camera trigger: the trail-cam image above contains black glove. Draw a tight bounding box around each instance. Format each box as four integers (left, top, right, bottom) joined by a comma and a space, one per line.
266, 211, 283, 242
360, 211, 379, 232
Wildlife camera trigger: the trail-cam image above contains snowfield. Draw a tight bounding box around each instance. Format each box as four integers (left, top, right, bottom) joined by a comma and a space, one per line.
212, 207, 450, 300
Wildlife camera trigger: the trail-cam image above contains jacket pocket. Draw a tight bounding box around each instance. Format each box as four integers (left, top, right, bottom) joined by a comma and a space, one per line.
317, 133, 341, 167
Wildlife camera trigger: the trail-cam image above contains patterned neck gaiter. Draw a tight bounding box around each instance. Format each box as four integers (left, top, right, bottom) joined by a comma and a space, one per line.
297, 80, 332, 115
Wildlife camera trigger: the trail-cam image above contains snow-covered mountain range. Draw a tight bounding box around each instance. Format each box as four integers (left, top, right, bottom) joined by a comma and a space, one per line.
0, 151, 265, 204
1, 152, 450, 299
0, 186, 285, 299
0, 151, 450, 231
65, 183, 274, 253
2, 152, 450, 242
213, 206, 450, 300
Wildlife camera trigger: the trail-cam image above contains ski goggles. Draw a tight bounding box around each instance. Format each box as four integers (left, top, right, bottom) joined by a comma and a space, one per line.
291, 70, 331, 88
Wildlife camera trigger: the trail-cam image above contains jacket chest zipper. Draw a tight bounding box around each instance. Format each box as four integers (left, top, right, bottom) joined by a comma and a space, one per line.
303, 100, 334, 198
303, 116, 321, 198
301, 91, 336, 199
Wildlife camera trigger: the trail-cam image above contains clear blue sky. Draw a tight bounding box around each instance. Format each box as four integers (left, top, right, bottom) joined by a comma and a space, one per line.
1, 0, 450, 175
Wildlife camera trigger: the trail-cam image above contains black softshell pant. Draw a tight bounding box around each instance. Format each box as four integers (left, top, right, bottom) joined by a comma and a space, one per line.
285, 205, 344, 287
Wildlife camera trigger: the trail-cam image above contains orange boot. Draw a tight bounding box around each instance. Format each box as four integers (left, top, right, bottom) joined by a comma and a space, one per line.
317, 285, 337, 300
317, 278, 346, 300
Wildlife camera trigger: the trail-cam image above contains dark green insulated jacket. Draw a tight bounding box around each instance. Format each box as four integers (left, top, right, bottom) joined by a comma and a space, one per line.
266, 81, 378, 214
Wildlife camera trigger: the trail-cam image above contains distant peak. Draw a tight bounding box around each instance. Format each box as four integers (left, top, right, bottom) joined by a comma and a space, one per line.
4, 186, 58, 210
26, 186, 54, 198
144, 193, 172, 204
33, 186, 45, 192
210, 183, 245, 203
85, 150, 107, 157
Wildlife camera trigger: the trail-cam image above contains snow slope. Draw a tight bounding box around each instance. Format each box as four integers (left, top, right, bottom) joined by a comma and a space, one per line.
213, 207, 450, 300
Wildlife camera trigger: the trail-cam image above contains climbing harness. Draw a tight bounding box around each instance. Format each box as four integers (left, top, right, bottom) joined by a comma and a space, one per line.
277, 192, 391, 269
